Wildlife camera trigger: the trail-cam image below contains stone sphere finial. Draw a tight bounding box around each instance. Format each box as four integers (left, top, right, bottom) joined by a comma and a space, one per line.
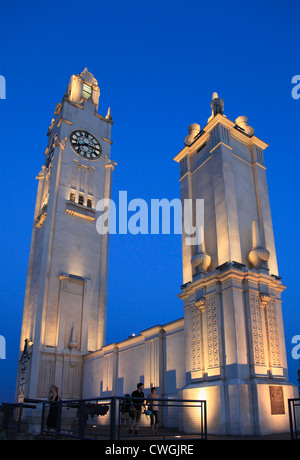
248, 220, 270, 269
191, 226, 211, 275
235, 116, 254, 136
184, 123, 200, 146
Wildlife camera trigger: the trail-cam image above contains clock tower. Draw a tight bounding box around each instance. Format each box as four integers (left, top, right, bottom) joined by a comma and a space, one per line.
16, 69, 115, 401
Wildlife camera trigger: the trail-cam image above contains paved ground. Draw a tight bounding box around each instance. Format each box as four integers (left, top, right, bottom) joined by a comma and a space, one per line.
35, 431, 294, 441
0, 424, 294, 440
207, 433, 292, 440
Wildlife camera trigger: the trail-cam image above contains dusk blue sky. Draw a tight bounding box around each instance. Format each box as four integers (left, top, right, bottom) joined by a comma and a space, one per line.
0, 0, 299, 402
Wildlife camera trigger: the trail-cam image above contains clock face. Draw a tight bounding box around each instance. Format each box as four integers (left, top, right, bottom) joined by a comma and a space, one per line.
70, 130, 102, 160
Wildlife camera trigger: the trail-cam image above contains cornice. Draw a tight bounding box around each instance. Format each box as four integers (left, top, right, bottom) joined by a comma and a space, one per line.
174, 113, 268, 163
160, 317, 184, 334
83, 317, 185, 361
178, 267, 285, 300
140, 324, 163, 339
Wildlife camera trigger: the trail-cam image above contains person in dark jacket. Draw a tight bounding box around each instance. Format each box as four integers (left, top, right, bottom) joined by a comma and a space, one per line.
129, 383, 145, 434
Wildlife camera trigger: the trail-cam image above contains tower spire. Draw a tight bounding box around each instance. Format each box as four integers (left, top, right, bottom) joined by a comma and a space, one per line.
210, 91, 224, 116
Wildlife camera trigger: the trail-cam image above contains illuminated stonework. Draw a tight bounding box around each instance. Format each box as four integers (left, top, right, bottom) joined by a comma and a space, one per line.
17, 69, 114, 401
17, 78, 297, 436
191, 305, 202, 371
250, 291, 265, 366
65, 201, 96, 221
175, 92, 297, 435
81, 92, 296, 436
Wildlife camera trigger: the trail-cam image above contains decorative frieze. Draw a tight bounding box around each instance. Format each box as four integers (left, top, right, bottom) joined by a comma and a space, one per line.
265, 297, 281, 368
191, 305, 202, 371
250, 292, 265, 366
206, 295, 219, 368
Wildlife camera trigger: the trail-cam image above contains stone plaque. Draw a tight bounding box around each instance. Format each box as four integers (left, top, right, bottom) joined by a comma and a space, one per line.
269, 385, 285, 415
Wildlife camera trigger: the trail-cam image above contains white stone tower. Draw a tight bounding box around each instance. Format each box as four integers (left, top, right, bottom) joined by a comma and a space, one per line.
16, 69, 115, 401
174, 93, 296, 435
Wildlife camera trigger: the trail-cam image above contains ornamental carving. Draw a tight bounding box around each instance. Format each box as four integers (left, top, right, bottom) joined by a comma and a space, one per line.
195, 297, 206, 312
259, 292, 271, 308
191, 305, 202, 371
265, 297, 281, 367
206, 296, 219, 368
250, 292, 265, 365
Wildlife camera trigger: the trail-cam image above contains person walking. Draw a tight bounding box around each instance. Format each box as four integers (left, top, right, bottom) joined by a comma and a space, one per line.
129, 383, 145, 434
147, 387, 160, 435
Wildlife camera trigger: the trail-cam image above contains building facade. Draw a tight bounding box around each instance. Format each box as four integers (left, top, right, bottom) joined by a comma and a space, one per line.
17, 72, 296, 435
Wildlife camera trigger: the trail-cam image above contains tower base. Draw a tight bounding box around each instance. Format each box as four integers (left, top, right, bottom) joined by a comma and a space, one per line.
179, 379, 297, 436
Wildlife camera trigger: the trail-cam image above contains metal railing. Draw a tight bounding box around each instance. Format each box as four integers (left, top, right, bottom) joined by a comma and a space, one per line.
0, 396, 207, 440
1, 402, 37, 435
288, 398, 300, 440
117, 397, 207, 440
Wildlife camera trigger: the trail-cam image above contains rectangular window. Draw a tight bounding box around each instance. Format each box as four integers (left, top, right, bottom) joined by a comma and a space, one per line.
70, 192, 75, 202
78, 195, 84, 205
87, 198, 92, 208
82, 83, 92, 100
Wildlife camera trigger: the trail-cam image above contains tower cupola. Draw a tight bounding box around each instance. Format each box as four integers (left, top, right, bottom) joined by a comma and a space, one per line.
67, 68, 100, 110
